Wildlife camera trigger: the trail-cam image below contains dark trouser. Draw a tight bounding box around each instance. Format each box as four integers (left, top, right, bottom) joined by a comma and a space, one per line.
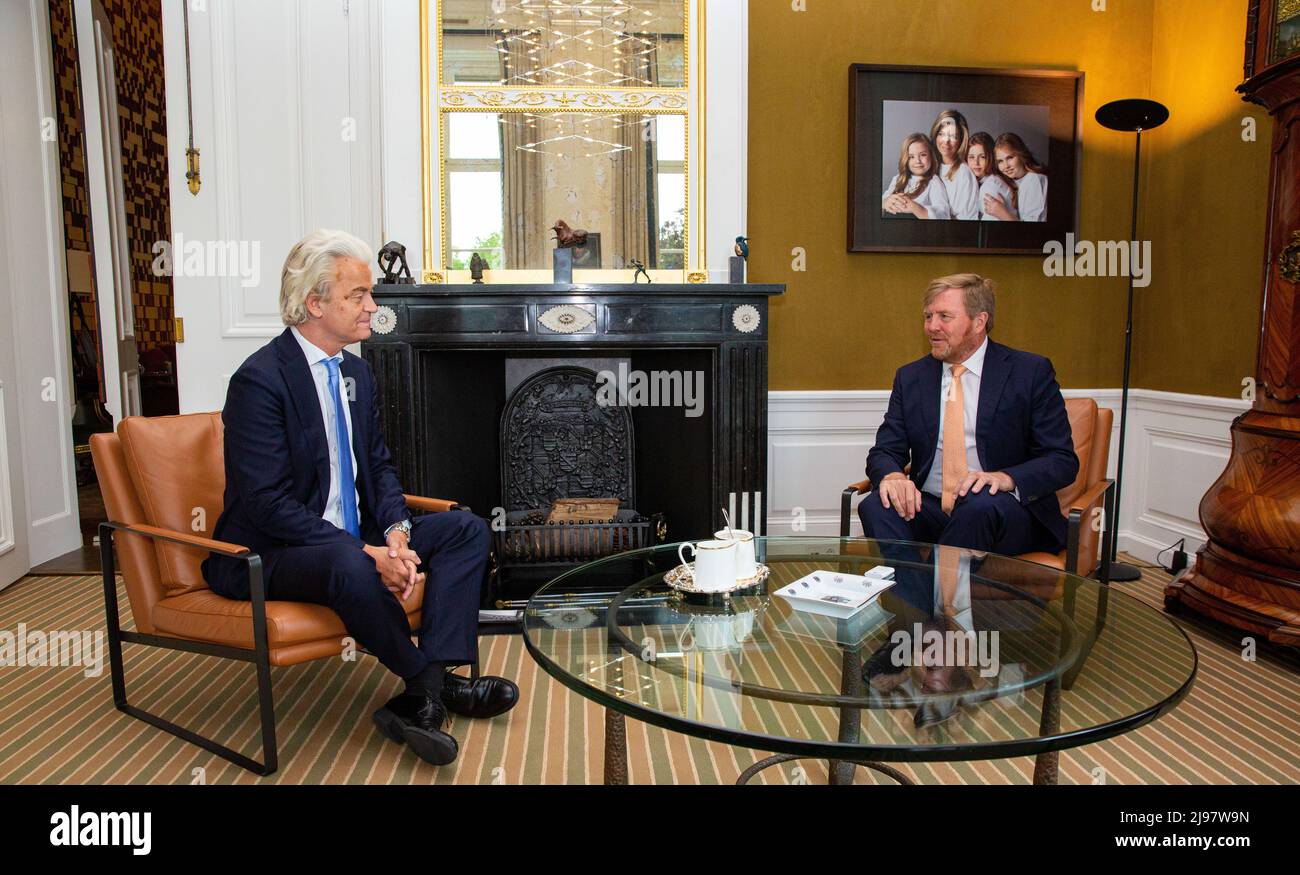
858, 488, 1060, 557
860, 488, 1062, 632
260, 512, 490, 679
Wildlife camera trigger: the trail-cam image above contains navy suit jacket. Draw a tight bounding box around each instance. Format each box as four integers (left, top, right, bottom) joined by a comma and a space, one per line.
865, 339, 1079, 546
202, 328, 408, 598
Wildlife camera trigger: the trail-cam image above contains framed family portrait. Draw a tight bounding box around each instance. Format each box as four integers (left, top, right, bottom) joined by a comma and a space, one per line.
848, 64, 1083, 254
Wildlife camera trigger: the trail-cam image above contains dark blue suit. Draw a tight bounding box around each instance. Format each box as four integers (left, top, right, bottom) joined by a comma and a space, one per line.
202, 328, 488, 680
859, 339, 1078, 555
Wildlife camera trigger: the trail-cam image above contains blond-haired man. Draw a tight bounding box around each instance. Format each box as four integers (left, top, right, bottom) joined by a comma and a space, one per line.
203, 229, 516, 767
860, 273, 1078, 555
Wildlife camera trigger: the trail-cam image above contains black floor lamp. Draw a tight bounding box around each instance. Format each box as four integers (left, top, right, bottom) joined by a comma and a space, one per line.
1095, 98, 1169, 582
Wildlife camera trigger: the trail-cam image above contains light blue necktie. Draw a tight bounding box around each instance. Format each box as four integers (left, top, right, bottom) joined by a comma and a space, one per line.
324, 357, 360, 538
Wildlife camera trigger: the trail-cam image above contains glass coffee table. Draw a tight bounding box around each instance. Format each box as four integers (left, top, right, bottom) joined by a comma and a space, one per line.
523, 537, 1197, 785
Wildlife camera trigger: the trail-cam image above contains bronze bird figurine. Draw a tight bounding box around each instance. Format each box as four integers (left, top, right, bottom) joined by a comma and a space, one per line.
550, 219, 589, 249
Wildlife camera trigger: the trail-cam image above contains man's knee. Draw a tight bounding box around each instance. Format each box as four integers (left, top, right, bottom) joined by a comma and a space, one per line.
859, 491, 902, 538
321, 544, 386, 603
417, 511, 490, 548
948, 489, 1010, 521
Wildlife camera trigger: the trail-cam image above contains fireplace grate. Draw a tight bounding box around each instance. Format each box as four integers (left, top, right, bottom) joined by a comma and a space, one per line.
495, 511, 665, 569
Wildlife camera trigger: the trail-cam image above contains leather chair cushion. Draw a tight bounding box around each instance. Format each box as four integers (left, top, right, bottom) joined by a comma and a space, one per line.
152, 578, 424, 651
1055, 399, 1097, 512
119, 414, 226, 597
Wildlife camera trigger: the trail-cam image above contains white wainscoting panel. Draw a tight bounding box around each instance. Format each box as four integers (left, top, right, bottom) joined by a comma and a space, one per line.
766, 388, 1245, 565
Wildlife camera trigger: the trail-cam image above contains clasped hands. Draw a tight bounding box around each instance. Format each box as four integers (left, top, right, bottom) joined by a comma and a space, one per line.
876, 470, 1016, 520
363, 529, 423, 602
882, 193, 916, 215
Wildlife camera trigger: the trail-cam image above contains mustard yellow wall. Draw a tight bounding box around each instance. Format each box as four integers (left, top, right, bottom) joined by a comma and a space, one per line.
749, 0, 1266, 396
1136, 0, 1269, 397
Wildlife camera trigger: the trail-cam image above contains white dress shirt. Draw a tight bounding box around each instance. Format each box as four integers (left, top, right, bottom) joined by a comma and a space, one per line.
921, 336, 988, 498
290, 326, 361, 531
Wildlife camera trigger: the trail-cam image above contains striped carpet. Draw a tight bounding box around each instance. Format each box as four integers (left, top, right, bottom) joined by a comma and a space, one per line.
1, 561, 1297, 784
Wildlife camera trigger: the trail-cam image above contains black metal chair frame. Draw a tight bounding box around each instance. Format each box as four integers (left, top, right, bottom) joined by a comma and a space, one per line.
98, 516, 481, 777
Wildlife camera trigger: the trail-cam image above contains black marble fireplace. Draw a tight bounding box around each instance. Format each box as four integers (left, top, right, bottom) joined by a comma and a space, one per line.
362, 282, 782, 594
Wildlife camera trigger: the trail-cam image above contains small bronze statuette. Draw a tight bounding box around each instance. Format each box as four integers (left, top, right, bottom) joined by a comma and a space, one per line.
469, 252, 487, 284
550, 219, 589, 249
377, 241, 415, 284
630, 259, 652, 284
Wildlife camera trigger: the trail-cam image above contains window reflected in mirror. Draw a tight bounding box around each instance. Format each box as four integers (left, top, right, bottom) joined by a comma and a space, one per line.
445, 111, 686, 271
441, 0, 686, 88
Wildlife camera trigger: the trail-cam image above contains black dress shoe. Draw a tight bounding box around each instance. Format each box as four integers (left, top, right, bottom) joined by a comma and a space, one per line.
441, 672, 519, 719
372, 693, 458, 765
862, 641, 909, 693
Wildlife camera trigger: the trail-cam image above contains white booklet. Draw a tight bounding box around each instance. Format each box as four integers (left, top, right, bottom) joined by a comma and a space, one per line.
775, 568, 896, 619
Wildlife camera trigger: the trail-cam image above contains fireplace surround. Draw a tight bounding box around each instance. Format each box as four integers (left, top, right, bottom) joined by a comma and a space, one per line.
362, 282, 783, 597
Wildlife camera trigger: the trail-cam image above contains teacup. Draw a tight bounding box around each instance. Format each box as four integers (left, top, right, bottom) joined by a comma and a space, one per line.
679, 539, 737, 592
714, 529, 757, 580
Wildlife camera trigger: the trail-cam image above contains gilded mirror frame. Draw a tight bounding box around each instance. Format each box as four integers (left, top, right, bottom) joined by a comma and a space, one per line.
420, 0, 707, 284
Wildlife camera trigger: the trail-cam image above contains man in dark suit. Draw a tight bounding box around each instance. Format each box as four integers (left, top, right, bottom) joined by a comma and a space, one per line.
859, 273, 1078, 557
202, 229, 517, 767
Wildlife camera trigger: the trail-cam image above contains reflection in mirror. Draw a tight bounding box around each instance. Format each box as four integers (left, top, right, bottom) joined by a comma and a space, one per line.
441, 0, 686, 88
445, 112, 686, 271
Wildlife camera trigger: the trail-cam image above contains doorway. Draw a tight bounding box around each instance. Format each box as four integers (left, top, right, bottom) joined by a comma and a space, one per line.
31, 0, 179, 576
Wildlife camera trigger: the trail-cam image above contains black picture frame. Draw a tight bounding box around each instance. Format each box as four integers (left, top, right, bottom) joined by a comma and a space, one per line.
848, 64, 1083, 254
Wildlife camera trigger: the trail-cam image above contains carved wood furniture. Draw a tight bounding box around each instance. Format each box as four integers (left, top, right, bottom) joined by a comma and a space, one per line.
1166, 1, 1300, 645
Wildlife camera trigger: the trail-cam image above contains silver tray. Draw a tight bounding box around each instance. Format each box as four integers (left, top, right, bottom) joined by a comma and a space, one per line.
664, 562, 770, 597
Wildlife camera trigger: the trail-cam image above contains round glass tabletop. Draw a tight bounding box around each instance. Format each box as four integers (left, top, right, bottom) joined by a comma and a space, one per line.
522, 537, 1198, 764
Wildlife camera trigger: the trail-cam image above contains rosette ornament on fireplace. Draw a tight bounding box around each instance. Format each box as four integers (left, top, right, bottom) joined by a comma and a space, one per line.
495, 366, 664, 591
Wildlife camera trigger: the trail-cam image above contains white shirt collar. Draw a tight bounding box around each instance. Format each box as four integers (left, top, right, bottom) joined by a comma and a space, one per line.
946, 336, 988, 379
290, 325, 341, 367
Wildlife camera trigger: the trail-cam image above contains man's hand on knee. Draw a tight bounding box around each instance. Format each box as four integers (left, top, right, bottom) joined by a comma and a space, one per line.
363, 543, 423, 603
877, 473, 922, 521
957, 470, 1015, 498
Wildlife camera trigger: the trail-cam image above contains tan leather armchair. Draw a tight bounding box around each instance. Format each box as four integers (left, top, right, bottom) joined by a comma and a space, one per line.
839, 398, 1115, 583
90, 412, 467, 775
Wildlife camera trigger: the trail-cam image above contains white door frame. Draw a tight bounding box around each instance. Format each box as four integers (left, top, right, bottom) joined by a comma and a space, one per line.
76, 0, 140, 422
0, 0, 83, 580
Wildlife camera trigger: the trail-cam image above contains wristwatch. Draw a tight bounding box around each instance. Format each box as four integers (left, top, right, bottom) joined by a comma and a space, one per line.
384, 518, 412, 540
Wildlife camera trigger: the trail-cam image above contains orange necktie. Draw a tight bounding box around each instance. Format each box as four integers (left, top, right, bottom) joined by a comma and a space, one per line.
940, 364, 968, 515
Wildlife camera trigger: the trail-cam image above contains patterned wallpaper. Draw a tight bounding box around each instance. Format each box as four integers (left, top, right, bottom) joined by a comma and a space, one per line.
48, 0, 175, 356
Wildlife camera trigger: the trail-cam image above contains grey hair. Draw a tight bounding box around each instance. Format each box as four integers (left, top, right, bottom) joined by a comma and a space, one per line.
279, 229, 373, 326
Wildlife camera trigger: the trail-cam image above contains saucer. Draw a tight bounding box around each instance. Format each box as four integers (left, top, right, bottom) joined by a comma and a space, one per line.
664, 562, 770, 597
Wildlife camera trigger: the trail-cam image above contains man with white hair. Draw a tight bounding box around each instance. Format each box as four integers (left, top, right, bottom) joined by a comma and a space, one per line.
202, 229, 516, 767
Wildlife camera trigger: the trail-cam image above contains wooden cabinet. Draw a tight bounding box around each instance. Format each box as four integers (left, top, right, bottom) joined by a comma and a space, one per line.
1166, 1, 1300, 645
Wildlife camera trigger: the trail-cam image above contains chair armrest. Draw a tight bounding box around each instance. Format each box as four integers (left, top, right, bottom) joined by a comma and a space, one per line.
121, 522, 251, 556
840, 479, 873, 538
100, 519, 271, 655
1066, 479, 1112, 518
105, 520, 252, 558
1064, 479, 1114, 578
403, 494, 463, 514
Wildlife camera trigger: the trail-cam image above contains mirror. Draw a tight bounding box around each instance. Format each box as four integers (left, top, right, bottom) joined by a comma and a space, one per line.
440, 0, 686, 89
444, 110, 686, 270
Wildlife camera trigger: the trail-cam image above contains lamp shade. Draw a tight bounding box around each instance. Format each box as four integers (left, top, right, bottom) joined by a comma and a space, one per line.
1096, 98, 1169, 132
